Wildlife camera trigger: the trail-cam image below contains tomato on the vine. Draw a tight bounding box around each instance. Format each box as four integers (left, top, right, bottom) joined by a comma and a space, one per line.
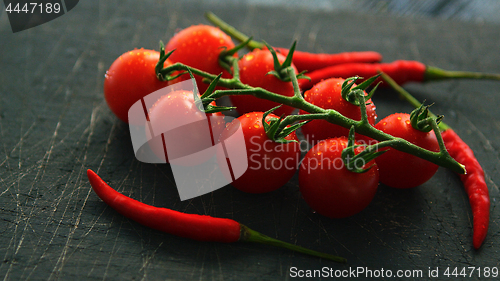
229, 49, 297, 116
299, 78, 377, 143
146, 90, 225, 166
104, 48, 176, 123
218, 112, 300, 194
165, 25, 236, 95
299, 137, 379, 218
374, 113, 439, 188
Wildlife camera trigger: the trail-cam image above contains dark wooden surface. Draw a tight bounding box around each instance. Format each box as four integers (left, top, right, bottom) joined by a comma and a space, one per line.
1, 0, 499, 280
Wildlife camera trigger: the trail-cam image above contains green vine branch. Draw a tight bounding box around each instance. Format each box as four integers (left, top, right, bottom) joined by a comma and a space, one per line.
156, 47, 466, 175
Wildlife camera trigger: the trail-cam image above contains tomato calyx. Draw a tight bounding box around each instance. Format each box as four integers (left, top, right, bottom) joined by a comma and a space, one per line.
264, 41, 309, 82
341, 126, 386, 173
262, 105, 308, 144
410, 102, 444, 133
155, 41, 187, 82
218, 37, 254, 75
341, 74, 381, 106
192, 72, 235, 114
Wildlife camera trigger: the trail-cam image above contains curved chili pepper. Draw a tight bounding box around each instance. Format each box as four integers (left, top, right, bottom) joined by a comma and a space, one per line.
380, 72, 490, 249
204, 11, 382, 72
274, 47, 382, 73
87, 169, 346, 262
298, 60, 500, 90
441, 129, 490, 249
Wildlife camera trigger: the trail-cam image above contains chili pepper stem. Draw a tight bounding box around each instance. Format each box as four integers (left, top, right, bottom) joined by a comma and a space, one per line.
379, 72, 451, 131
205, 11, 263, 50
425, 65, 500, 82
239, 225, 347, 263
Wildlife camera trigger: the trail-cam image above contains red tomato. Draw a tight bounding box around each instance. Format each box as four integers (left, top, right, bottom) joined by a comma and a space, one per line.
165, 25, 235, 95
299, 78, 377, 143
146, 90, 225, 166
229, 49, 297, 116
104, 48, 175, 123
299, 137, 379, 218
374, 113, 439, 188
219, 112, 300, 193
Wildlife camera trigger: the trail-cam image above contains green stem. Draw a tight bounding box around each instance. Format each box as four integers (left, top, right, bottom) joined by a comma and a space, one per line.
365, 139, 401, 152
380, 72, 451, 131
355, 91, 370, 126
205, 12, 264, 50
425, 66, 500, 82
287, 66, 304, 100
240, 225, 346, 263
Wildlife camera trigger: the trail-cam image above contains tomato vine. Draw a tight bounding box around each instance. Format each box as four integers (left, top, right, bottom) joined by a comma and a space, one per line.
156, 43, 466, 175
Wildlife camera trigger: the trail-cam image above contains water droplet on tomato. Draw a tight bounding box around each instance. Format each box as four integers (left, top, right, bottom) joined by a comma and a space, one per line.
253, 124, 259, 129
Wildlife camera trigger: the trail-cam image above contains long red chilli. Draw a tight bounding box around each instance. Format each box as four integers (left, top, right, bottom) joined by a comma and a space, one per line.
274, 47, 382, 73
299, 60, 500, 90
87, 169, 347, 262
204, 11, 382, 73
381, 72, 491, 249
87, 169, 241, 242
298, 60, 426, 90
441, 129, 490, 249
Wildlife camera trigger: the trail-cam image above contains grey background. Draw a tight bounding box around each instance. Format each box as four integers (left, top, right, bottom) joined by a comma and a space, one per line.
1, 0, 499, 280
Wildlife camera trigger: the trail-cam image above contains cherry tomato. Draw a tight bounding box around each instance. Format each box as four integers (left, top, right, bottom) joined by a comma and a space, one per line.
218, 112, 300, 193
299, 137, 379, 218
146, 90, 225, 166
229, 49, 297, 116
165, 25, 236, 95
374, 113, 439, 188
104, 49, 176, 123
299, 78, 377, 143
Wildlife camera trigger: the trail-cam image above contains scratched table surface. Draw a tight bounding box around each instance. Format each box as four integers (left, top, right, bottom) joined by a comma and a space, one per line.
1, 0, 499, 280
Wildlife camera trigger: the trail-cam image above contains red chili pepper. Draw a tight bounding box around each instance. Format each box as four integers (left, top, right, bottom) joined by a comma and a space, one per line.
274, 47, 382, 73
299, 60, 500, 90
380, 72, 490, 249
204, 12, 382, 72
87, 169, 346, 262
441, 129, 490, 249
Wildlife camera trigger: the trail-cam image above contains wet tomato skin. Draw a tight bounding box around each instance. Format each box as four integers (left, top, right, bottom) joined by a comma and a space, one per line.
230, 49, 298, 116
219, 112, 300, 194
104, 49, 175, 123
374, 113, 439, 188
299, 137, 379, 218
299, 78, 377, 143
165, 25, 236, 94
